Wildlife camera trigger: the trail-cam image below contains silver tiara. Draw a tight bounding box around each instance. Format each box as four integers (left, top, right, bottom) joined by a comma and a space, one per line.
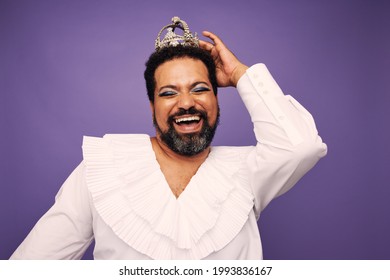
155, 16, 199, 51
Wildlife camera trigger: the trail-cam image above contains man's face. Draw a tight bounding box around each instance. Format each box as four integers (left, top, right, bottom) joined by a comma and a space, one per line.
151, 57, 219, 156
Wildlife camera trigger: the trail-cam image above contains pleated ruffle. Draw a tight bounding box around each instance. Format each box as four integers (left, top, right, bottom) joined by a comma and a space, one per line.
82, 134, 254, 259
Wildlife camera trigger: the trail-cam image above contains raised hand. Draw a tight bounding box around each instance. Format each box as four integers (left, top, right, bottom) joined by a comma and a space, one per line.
199, 31, 248, 88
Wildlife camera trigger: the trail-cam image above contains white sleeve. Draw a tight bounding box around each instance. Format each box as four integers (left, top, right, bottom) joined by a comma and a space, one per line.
237, 64, 327, 218
10, 162, 94, 259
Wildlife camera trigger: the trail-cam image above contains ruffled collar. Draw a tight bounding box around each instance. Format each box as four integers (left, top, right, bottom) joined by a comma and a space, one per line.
82, 134, 254, 259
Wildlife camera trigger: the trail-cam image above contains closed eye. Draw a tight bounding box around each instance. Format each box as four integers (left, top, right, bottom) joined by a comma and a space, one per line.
191, 87, 210, 94
158, 91, 177, 97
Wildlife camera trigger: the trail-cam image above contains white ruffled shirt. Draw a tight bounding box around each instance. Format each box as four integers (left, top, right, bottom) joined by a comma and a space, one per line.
11, 64, 327, 260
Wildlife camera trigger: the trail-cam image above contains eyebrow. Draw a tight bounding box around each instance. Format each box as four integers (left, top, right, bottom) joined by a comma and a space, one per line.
157, 81, 210, 92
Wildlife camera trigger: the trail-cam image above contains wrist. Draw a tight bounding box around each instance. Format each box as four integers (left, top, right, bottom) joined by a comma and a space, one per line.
231, 64, 249, 87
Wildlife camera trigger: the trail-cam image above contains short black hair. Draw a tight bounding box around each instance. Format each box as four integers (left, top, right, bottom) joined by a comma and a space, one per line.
144, 46, 218, 103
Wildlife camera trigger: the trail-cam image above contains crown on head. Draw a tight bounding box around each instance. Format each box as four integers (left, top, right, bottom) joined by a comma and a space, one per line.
155, 16, 199, 51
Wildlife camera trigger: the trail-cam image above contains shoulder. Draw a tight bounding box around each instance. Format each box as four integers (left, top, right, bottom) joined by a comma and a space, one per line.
211, 145, 254, 155
82, 134, 151, 159
210, 145, 254, 163
82, 133, 151, 146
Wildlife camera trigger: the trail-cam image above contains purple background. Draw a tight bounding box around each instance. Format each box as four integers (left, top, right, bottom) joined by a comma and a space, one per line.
1, 0, 389, 260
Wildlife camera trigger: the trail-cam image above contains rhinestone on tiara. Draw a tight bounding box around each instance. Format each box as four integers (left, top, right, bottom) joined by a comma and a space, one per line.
155, 16, 199, 51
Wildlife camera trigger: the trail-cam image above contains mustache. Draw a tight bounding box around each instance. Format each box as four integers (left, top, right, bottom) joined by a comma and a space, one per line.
168, 107, 208, 123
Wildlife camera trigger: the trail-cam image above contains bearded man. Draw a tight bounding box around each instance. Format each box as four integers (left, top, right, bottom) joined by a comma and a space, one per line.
11, 17, 327, 260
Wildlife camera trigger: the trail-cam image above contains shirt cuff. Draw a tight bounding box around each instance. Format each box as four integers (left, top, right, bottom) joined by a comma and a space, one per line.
237, 63, 285, 115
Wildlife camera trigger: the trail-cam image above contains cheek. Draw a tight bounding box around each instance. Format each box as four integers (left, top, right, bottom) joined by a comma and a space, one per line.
153, 108, 164, 125
200, 96, 218, 118
153, 101, 175, 124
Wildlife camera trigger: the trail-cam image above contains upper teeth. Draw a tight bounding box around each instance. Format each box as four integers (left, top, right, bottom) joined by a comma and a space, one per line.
175, 116, 200, 123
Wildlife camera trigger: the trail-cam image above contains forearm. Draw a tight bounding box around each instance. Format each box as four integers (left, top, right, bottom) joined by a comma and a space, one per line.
237, 64, 327, 214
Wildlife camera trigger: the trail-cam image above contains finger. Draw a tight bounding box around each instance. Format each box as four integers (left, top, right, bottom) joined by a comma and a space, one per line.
199, 39, 214, 52
202, 31, 225, 47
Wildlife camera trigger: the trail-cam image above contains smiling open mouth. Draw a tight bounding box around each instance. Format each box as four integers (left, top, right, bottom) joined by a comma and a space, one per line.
172, 115, 203, 133
174, 115, 201, 125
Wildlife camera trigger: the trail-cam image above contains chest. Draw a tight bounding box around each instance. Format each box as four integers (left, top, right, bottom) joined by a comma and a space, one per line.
159, 163, 199, 198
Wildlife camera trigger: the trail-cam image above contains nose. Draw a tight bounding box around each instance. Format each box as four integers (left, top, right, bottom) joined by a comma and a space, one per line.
177, 92, 195, 110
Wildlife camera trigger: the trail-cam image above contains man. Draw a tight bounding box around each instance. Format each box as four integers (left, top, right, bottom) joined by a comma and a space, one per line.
11, 17, 327, 259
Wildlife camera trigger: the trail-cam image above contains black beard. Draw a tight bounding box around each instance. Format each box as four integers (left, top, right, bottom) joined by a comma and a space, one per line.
153, 107, 220, 157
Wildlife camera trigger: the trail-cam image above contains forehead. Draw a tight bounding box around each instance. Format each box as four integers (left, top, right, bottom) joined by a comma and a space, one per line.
154, 57, 210, 87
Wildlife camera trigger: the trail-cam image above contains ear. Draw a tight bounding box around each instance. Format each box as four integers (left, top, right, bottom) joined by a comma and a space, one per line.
149, 101, 154, 112
213, 91, 218, 104
149, 101, 155, 120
